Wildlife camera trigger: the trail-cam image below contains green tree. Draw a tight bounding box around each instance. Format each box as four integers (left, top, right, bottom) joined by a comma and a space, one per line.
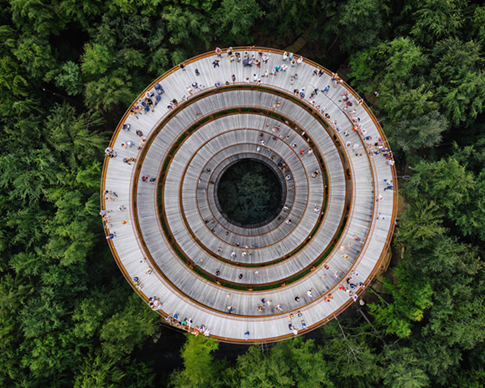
169, 334, 221, 388
380, 85, 437, 123
43, 103, 105, 166
73, 351, 125, 388
231, 337, 333, 388
11, 35, 57, 81
338, 0, 382, 51
10, 0, 63, 36
386, 110, 447, 151
382, 347, 430, 388
214, 0, 264, 43
84, 69, 134, 112
472, 5, 485, 48
55, 61, 83, 96
430, 38, 485, 126
162, 5, 212, 58
81, 43, 113, 76
404, 156, 485, 240
349, 37, 428, 94
263, 0, 320, 38
321, 319, 382, 385
0, 56, 29, 98
99, 293, 159, 361
410, 0, 465, 47
217, 160, 281, 225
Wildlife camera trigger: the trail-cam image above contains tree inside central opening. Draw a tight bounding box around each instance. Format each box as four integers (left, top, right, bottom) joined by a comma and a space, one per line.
217, 159, 283, 227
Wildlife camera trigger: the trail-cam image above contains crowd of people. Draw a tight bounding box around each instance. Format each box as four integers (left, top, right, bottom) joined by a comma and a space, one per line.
130, 89, 163, 119
164, 313, 211, 337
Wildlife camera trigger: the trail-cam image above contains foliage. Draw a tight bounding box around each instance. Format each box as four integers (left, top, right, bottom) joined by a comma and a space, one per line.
217, 160, 282, 226
381, 347, 429, 388
430, 38, 485, 126
214, 0, 264, 44
0, 0, 485, 386
99, 293, 159, 361
337, 0, 383, 51
320, 319, 382, 384
169, 334, 222, 388
54, 61, 84, 96
161, 5, 212, 58
11, 35, 57, 80
227, 336, 333, 388
262, 0, 319, 38
410, 0, 465, 47
387, 110, 447, 152
0, 85, 157, 386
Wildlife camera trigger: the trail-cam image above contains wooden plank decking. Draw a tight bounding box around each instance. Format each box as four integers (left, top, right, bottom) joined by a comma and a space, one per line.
101, 48, 396, 343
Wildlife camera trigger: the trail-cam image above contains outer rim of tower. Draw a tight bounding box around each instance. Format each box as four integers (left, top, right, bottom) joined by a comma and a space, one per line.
100, 47, 398, 344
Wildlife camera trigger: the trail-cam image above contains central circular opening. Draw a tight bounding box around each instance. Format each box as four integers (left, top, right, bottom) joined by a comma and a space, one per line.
217, 159, 283, 227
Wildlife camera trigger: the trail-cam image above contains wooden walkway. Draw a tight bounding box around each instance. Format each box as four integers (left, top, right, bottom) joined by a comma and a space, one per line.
101, 47, 397, 343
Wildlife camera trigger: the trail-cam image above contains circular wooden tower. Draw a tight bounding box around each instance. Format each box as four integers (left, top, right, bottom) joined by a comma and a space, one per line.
101, 48, 397, 343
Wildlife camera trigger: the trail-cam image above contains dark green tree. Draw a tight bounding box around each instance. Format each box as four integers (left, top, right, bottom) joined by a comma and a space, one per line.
214, 0, 264, 43
230, 337, 333, 388
382, 346, 430, 388
410, 0, 465, 47
430, 38, 485, 126
54, 61, 84, 96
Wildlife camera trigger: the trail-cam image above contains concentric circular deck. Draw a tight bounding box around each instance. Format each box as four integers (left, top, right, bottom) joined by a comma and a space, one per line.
101, 48, 397, 343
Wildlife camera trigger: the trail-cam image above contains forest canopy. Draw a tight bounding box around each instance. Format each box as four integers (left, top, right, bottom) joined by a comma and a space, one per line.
217, 160, 282, 226
1, 0, 485, 387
